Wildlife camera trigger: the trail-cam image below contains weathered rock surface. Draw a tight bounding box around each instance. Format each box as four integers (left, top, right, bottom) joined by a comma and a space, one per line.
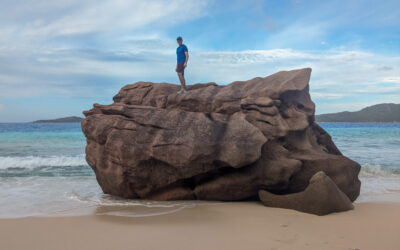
259, 171, 354, 215
82, 68, 361, 202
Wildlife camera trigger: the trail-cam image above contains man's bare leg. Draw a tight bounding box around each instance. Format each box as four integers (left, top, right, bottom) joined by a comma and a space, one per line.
177, 72, 186, 91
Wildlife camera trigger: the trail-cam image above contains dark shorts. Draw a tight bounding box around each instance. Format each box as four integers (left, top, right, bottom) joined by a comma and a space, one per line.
176, 63, 185, 76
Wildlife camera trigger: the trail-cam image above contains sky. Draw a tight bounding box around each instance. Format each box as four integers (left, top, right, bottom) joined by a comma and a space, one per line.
0, 0, 399, 122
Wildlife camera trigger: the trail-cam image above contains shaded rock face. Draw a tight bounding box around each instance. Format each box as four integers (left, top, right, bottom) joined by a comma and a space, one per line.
259, 171, 354, 215
82, 68, 361, 201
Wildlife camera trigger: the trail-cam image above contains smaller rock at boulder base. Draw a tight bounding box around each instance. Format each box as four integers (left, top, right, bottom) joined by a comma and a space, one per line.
258, 171, 354, 215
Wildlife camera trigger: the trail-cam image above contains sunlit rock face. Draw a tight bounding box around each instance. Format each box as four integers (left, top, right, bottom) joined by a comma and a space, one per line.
82, 68, 361, 202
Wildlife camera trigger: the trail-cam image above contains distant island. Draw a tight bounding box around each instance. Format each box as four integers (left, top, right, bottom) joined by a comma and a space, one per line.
33, 116, 83, 123
316, 103, 400, 122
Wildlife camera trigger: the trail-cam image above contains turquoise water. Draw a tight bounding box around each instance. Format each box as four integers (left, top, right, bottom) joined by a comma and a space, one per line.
320, 123, 400, 175
0, 122, 399, 217
0, 123, 90, 177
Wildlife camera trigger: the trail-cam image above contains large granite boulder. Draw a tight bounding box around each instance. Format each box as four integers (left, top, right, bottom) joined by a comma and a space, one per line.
82, 68, 361, 202
259, 171, 354, 215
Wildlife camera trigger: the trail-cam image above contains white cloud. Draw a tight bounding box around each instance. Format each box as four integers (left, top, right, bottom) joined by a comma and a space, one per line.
0, 0, 209, 50
0, 0, 399, 117
382, 76, 400, 83
38, 0, 208, 36
1, 45, 399, 104
189, 49, 400, 89
354, 85, 400, 94
310, 92, 348, 100
0, 0, 209, 99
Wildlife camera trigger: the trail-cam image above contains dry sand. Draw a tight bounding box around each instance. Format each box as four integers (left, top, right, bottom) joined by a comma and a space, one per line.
0, 202, 399, 250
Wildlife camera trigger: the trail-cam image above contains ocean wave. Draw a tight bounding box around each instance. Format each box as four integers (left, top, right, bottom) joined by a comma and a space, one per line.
1, 155, 398, 178
0, 155, 88, 170
360, 164, 400, 177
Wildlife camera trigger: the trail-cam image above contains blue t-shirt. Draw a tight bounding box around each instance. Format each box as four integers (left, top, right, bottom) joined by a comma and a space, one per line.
176, 44, 188, 63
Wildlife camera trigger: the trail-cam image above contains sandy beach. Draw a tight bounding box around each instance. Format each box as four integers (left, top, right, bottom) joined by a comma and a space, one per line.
1, 202, 399, 250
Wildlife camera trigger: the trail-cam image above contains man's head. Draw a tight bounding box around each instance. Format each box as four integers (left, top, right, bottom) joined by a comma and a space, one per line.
177, 36, 183, 45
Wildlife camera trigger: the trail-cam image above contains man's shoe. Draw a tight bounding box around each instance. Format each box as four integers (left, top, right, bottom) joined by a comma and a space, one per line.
177, 89, 184, 94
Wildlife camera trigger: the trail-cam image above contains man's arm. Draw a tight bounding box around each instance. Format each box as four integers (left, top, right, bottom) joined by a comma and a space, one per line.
184, 51, 189, 68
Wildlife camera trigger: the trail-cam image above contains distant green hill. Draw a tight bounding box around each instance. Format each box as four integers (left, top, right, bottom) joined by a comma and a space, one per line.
33, 116, 83, 123
316, 103, 400, 122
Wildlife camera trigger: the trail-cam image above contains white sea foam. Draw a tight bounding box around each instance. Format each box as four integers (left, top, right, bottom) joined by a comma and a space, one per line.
356, 164, 400, 203
358, 175, 400, 203
1, 156, 398, 176
0, 155, 87, 169
359, 163, 400, 177
0, 156, 399, 217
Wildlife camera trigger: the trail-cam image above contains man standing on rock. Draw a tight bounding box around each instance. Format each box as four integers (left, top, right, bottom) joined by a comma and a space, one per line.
176, 36, 189, 94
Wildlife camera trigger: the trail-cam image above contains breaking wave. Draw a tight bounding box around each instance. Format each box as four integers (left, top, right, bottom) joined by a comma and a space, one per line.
360, 164, 400, 177
0, 156, 399, 177
0, 155, 88, 170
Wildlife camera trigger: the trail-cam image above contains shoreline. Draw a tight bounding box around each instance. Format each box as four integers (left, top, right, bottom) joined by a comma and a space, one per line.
1, 174, 398, 219
1, 202, 399, 250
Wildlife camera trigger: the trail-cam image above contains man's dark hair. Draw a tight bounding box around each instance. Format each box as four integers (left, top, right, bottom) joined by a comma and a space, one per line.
177, 36, 183, 41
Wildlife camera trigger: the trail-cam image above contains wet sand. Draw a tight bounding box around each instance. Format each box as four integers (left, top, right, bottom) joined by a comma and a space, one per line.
0, 202, 399, 250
